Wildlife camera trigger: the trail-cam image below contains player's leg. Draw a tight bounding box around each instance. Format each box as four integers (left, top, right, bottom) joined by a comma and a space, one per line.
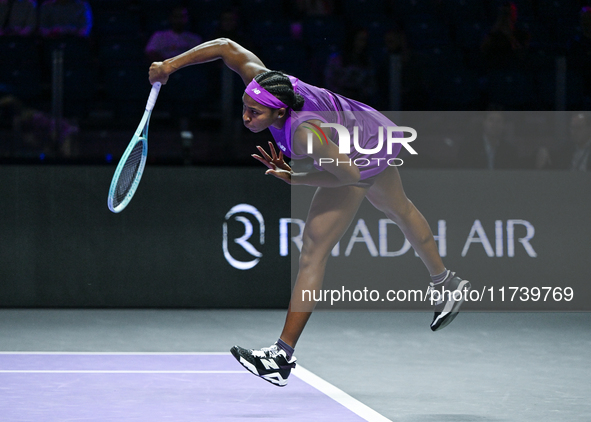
365, 165, 443, 274
231, 184, 368, 386
280, 184, 369, 346
365, 165, 471, 331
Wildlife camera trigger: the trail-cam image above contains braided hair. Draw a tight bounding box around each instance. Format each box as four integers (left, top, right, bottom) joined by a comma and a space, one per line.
254, 70, 305, 111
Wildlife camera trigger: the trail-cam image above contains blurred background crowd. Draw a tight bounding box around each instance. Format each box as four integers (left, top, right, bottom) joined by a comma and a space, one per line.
1, 0, 590, 170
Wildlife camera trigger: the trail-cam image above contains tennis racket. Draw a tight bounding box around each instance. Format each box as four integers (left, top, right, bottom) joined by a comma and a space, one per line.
107, 82, 161, 213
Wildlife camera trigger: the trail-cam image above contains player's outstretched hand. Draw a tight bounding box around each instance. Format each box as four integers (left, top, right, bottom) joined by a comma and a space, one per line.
252, 142, 293, 184
252, 141, 292, 172
265, 168, 292, 184
149, 62, 170, 86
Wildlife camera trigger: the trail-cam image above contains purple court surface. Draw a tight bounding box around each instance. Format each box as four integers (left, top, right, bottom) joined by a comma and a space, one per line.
0, 352, 391, 422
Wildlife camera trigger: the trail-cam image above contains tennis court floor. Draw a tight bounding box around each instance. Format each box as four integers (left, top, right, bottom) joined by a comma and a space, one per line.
0, 352, 389, 421
1, 310, 589, 421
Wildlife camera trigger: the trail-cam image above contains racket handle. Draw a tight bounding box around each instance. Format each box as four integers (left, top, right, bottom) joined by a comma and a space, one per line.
146, 82, 161, 111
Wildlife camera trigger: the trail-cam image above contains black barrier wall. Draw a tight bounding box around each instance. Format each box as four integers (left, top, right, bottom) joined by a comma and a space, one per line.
291, 171, 591, 312
0, 166, 291, 308
0, 166, 590, 310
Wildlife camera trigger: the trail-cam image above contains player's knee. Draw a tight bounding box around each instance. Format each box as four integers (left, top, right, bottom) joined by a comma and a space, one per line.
386, 198, 414, 223
299, 243, 330, 269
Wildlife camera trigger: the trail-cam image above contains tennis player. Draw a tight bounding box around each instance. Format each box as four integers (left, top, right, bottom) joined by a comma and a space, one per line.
149, 38, 471, 387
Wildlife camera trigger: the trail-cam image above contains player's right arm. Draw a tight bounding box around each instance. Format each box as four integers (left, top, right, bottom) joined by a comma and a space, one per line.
148, 38, 269, 86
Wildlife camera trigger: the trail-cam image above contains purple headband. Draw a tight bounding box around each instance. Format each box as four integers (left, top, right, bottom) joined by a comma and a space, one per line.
245, 76, 299, 109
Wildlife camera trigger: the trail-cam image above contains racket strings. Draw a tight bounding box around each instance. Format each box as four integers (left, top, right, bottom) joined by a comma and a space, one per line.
114, 141, 144, 207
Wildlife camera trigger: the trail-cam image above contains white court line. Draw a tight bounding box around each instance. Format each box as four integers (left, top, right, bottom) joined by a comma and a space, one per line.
0, 370, 245, 374
293, 365, 393, 422
0, 352, 229, 355
0, 352, 393, 422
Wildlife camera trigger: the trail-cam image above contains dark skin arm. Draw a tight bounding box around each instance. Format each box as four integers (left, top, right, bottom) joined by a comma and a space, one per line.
151, 39, 360, 186
149, 38, 269, 86
254, 120, 361, 187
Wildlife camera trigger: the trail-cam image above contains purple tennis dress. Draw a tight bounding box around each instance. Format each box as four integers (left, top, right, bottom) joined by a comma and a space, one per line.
268, 76, 402, 181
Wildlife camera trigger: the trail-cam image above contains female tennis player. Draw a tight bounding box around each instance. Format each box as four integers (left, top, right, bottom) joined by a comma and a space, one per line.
149, 38, 471, 387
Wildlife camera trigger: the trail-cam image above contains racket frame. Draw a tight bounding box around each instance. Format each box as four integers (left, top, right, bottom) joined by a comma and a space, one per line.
107, 82, 161, 213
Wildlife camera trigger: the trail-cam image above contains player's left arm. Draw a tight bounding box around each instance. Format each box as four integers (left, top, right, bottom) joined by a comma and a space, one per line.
293, 120, 360, 186
265, 120, 361, 187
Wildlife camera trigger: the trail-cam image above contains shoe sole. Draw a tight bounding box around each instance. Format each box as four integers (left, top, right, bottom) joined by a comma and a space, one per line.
431, 280, 471, 331
230, 347, 288, 387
